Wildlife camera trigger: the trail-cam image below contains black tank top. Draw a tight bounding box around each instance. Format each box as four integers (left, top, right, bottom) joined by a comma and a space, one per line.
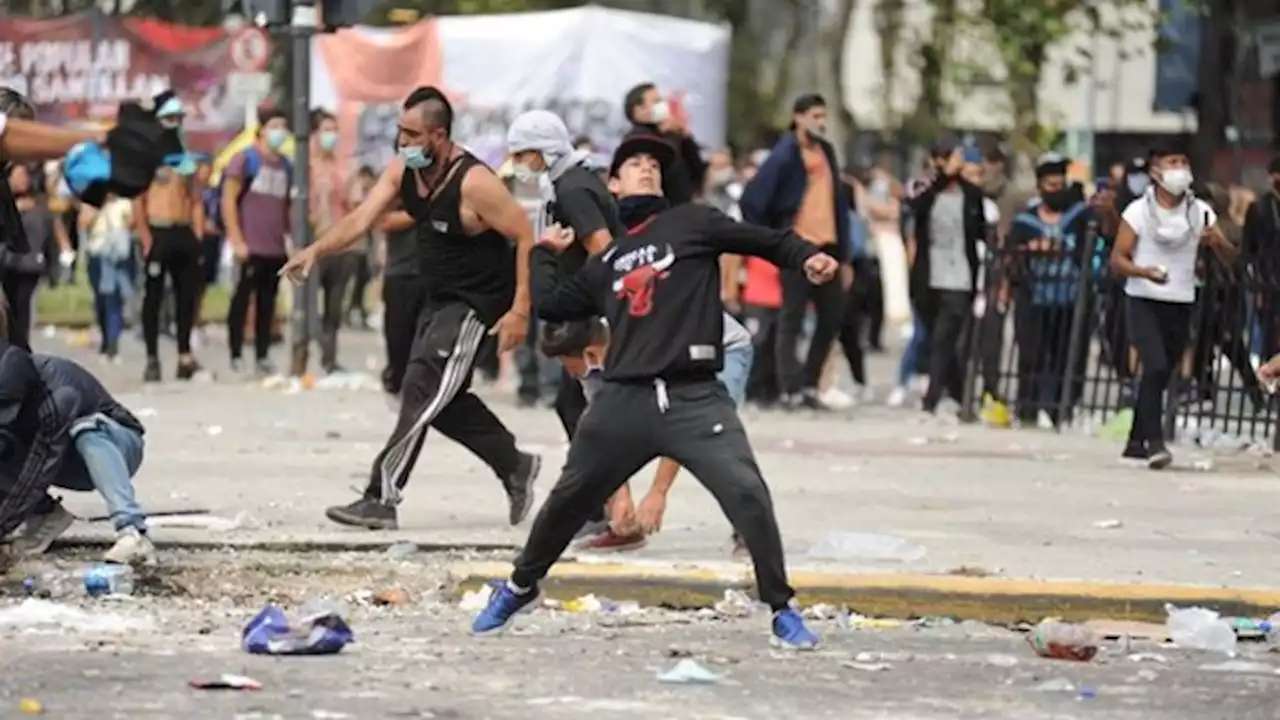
399, 152, 515, 326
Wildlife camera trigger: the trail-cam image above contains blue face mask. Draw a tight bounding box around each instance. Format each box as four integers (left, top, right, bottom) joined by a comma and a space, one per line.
318, 131, 338, 152
265, 128, 288, 150
399, 145, 433, 170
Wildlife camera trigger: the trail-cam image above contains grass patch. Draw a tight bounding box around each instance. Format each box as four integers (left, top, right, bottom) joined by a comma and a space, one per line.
35, 269, 231, 328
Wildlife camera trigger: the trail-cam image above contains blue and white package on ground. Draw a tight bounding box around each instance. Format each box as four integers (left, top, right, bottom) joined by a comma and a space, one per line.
241, 603, 354, 656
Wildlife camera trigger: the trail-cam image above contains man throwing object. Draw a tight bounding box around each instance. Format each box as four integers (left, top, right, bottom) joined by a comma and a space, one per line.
470, 136, 837, 649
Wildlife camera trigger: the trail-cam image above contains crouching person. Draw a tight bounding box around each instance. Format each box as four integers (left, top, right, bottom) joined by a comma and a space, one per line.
0, 339, 153, 565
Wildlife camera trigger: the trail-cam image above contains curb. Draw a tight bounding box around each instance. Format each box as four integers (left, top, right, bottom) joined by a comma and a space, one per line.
448, 560, 1280, 624
50, 535, 518, 555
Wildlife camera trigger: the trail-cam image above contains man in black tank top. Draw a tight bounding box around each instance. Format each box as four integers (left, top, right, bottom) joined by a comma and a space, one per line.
506, 110, 623, 537
282, 86, 541, 530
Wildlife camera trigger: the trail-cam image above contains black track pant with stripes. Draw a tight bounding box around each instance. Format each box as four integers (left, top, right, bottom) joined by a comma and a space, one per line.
362, 300, 522, 504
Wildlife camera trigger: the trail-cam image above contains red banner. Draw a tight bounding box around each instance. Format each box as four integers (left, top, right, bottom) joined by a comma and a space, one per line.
0, 12, 267, 152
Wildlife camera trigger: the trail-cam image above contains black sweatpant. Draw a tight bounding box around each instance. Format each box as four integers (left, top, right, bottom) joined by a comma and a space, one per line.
744, 305, 781, 404
1014, 303, 1076, 424
920, 289, 972, 412
142, 225, 201, 357
317, 253, 358, 370
1126, 296, 1192, 450
512, 379, 796, 610
552, 370, 606, 527
347, 252, 371, 323
775, 266, 844, 395
381, 274, 428, 395
363, 300, 521, 503
0, 274, 36, 350
837, 268, 871, 386
228, 254, 286, 361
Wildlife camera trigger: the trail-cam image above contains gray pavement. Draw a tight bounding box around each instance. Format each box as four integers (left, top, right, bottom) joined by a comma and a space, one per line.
30, 324, 1280, 590
1, 550, 1278, 720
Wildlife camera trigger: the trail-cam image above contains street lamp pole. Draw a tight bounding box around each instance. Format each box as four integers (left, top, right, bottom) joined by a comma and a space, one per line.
287, 0, 317, 377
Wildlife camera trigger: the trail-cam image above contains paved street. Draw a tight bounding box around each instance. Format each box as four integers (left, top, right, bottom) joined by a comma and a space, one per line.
34, 325, 1280, 590
1, 550, 1279, 720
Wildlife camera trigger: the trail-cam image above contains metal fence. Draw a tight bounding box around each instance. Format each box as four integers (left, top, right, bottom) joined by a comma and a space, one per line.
958, 222, 1279, 450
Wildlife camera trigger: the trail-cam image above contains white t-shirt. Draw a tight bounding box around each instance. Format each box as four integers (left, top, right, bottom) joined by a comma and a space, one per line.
1121, 192, 1216, 304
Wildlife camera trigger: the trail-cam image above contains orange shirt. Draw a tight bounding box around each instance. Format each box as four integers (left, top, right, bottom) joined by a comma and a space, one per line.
792, 144, 835, 246
742, 257, 783, 309
309, 157, 348, 234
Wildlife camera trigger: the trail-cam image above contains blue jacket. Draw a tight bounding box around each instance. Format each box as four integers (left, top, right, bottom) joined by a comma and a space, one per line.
739, 134, 852, 263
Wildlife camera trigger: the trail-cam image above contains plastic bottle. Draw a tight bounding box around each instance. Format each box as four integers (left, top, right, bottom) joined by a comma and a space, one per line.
1026, 620, 1100, 661
24, 565, 135, 599
1165, 604, 1237, 654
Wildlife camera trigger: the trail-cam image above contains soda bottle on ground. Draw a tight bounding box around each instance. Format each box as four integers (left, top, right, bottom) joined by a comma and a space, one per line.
24, 565, 135, 599
1026, 620, 1099, 661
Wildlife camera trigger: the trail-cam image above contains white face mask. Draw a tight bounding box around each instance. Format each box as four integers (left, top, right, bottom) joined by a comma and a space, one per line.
512, 162, 540, 184
650, 100, 671, 124
1157, 167, 1193, 196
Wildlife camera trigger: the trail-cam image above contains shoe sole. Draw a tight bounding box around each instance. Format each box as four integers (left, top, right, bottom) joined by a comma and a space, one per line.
1119, 457, 1148, 468
470, 593, 540, 637
770, 635, 819, 651
19, 512, 76, 556
1147, 454, 1173, 470
324, 507, 398, 530
508, 455, 542, 526
575, 538, 648, 553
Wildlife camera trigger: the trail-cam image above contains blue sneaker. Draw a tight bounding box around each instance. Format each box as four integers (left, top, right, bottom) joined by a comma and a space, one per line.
771, 607, 820, 650
470, 580, 540, 636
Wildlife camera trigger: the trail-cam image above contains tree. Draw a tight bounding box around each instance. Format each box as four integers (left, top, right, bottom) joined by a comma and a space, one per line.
822, 0, 858, 159
961, 0, 1158, 164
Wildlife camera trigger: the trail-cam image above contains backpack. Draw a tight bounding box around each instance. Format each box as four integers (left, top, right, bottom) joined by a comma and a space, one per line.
211, 146, 292, 232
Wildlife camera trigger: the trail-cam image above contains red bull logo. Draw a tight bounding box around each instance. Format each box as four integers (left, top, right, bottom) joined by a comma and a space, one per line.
611, 247, 676, 318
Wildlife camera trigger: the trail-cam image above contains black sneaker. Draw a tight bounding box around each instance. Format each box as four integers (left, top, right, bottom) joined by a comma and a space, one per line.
1121, 443, 1148, 466
502, 452, 541, 525
176, 359, 203, 381
1147, 446, 1173, 470
143, 357, 161, 383
324, 497, 398, 530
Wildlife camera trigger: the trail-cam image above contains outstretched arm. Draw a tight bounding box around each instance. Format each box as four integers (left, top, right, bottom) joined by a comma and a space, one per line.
700, 207, 819, 270
0, 114, 104, 163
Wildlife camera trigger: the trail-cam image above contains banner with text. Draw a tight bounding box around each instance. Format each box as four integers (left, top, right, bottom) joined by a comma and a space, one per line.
310, 6, 731, 171
0, 12, 270, 151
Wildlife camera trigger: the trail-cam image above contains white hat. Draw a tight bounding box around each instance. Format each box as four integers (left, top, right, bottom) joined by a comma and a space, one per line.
506, 110, 572, 158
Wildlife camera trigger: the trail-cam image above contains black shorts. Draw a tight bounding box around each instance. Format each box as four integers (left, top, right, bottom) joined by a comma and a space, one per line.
201, 235, 223, 285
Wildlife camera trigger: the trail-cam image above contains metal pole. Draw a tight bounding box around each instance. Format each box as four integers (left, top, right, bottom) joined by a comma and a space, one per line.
288, 0, 317, 377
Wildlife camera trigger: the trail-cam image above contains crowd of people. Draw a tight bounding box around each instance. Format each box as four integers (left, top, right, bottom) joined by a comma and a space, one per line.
3, 75, 1280, 650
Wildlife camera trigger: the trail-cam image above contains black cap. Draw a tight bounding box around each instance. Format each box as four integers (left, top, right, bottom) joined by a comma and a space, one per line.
150, 89, 180, 117
610, 134, 675, 178
1269, 155, 1280, 175
1034, 152, 1069, 179
1125, 156, 1148, 174
931, 135, 961, 158
1149, 138, 1189, 160
792, 93, 826, 115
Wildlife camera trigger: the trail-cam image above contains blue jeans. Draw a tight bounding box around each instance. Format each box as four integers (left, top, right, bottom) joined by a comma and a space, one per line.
897, 314, 927, 387
87, 256, 131, 350
717, 343, 754, 408
71, 414, 146, 532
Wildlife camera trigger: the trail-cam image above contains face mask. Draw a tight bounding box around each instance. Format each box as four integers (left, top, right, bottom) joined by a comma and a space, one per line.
580, 366, 604, 402
709, 167, 734, 186
617, 194, 670, 228
805, 124, 827, 143
512, 162, 540, 184
649, 100, 670, 124
1041, 188, 1072, 212
1157, 167, 1193, 196
1125, 173, 1150, 196
399, 145, 433, 170
318, 131, 338, 152
265, 128, 288, 151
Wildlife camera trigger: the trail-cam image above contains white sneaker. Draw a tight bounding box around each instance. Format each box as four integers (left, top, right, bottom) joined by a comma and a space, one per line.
13, 502, 75, 556
104, 527, 157, 566
886, 386, 908, 408
818, 387, 855, 410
